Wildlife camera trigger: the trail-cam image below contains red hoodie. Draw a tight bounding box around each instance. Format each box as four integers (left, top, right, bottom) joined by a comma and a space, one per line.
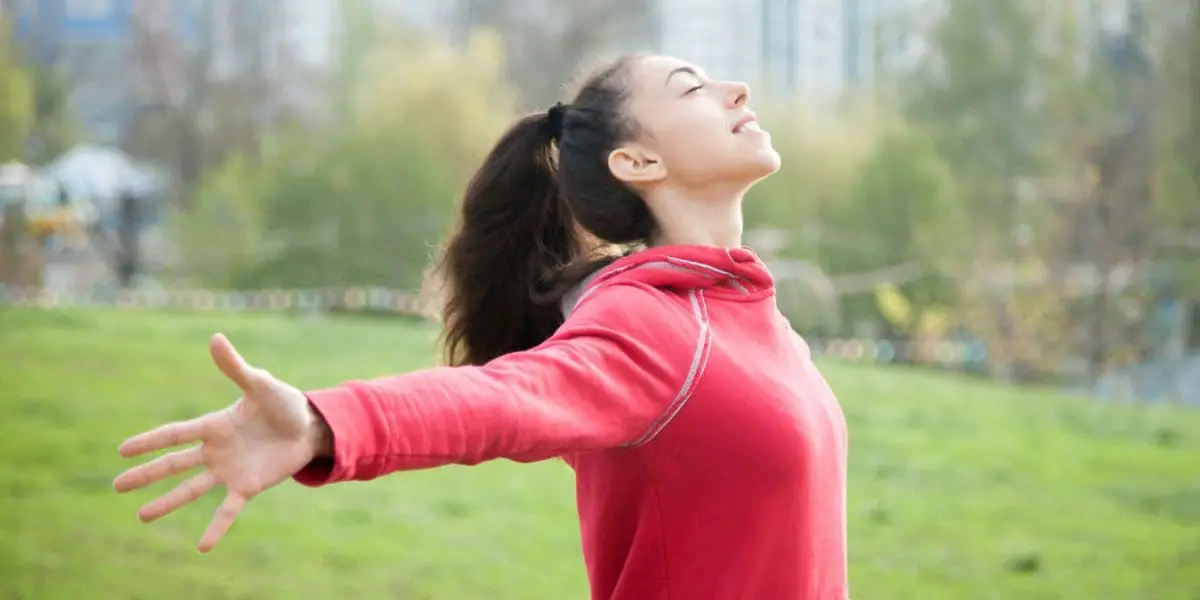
294, 245, 850, 600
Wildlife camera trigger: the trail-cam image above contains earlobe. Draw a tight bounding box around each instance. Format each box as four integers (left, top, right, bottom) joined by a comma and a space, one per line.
608, 146, 667, 185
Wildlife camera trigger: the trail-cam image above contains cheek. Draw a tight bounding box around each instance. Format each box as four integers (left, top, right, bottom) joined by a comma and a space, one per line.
654, 109, 780, 185
653, 109, 732, 163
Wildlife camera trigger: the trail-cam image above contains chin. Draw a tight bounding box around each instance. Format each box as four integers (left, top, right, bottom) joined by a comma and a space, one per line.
747, 148, 783, 181
761, 148, 783, 173
716, 151, 781, 190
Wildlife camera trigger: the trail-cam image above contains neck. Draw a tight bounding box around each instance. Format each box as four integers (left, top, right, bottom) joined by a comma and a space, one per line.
646, 185, 746, 248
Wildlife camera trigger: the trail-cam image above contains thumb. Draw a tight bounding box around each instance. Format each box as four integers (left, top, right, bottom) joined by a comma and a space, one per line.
209, 333, 262, 393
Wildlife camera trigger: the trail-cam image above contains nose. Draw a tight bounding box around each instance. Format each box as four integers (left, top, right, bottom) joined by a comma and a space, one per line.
726, 80, 751, 109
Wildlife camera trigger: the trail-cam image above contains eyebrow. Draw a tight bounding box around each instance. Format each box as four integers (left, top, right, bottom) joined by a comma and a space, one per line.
664, 66, 700, 86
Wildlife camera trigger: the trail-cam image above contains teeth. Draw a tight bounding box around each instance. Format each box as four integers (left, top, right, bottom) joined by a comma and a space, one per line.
736, 121, 761, 133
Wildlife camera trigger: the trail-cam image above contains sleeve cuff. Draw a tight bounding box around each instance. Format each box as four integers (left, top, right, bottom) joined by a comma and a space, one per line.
291, 384, 371, 487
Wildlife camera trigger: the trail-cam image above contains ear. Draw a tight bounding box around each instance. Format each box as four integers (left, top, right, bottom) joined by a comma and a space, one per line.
608, 143, 667, 185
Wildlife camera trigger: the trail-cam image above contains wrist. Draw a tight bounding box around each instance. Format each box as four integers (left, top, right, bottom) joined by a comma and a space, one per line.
305, 401, 335, 459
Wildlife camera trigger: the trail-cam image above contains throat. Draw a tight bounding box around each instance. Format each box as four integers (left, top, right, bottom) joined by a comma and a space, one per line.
649, 192, 745, 249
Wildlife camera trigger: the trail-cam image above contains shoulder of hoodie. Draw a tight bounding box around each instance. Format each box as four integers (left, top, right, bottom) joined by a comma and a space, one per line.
551, 280, 705, 347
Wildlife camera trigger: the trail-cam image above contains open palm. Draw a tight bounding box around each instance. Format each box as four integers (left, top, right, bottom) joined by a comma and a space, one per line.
113, 333, 323, 552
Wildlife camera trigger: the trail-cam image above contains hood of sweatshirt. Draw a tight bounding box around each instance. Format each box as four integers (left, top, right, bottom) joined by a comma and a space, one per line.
561, 245, 776, 317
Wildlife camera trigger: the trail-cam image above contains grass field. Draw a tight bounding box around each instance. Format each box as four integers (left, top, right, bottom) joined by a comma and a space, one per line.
1, 307, 1198, 600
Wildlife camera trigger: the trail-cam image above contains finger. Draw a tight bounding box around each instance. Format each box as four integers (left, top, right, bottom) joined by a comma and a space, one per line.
198, 492, 247, 553
138, 471, 216, 523
119, 417, 208, 458
113, 446, 204, 493
209, 333, 263, 393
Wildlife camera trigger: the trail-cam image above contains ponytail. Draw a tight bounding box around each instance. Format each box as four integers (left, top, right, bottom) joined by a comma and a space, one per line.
434, 55, 649, 366
433, 110, 579, 367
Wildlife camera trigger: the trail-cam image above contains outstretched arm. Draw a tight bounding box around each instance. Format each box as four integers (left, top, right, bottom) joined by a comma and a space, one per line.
294, 283, 706, 486
112, 284, 704, 552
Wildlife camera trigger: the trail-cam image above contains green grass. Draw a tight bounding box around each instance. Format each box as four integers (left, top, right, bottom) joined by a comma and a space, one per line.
1, 308, 1198, 600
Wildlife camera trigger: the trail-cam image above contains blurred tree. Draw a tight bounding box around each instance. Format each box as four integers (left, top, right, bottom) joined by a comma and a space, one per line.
742, 103, 974, 337
349, 32, 514, 179
125, 0, 315, 196
168, 152, 273, 288
124, 0, 207, 189
0, 15, 79, 163
743, 105, 880, 259
0, 19, 34, 162
900, 0, 1154, 380
823, 123, 967, 332
1154, 0, 1200, 297
24, 66, 80, 163
455, 0, 657, 106
1034, 1, 1159, 379
334, 0, 386, 121
266, 32, 512, 289
902, 0, 1056, 245
174, 31, 516, 291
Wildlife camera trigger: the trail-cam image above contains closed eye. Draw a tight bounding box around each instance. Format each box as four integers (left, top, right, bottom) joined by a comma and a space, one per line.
685, 84, 704, 95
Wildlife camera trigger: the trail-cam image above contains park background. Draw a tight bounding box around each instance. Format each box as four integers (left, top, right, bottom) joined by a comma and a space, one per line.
0, 0, 1198, 598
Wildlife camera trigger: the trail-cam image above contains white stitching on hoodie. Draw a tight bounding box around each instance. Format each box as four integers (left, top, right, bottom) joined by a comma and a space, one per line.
664, 257, 737, 278
556, 258, 728, 446
562, 259, 745, 318
629, 289, 712, 447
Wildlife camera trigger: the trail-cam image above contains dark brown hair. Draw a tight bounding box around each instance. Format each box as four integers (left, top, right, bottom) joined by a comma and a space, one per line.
433, 53, 657, 366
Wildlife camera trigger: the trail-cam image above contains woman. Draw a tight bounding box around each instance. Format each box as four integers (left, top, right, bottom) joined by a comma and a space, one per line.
113, 53, 849, 600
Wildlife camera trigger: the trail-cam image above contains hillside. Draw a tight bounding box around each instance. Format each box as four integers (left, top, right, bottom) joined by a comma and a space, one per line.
1, 308, 1197, 599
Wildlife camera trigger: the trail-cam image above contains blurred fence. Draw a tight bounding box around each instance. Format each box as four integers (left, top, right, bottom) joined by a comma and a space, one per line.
5, 281, 1197, 407
0, 283, 425, 316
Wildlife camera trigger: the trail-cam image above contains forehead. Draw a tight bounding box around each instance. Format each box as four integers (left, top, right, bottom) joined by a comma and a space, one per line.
625, 55, 706, 95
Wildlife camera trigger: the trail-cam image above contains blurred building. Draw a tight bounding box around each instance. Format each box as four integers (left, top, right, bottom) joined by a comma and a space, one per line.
652, 0, 847, 103
652, 0, 762, 87
6, 0, 1151, 126
7, 0, 146, 143
0, 0, 941, 117
380, 0, 861, 104
652, 0, 941, 103
4, 0, 338, 144
842, 0, 935, 89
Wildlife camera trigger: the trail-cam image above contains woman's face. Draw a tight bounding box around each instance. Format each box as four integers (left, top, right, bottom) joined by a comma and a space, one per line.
611, 55, 781, 194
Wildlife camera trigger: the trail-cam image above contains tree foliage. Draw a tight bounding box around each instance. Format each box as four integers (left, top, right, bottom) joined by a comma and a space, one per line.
25, 66, 79, 163
0, 21, 34, 162
454, 0, 657, 106
174, 30, 516, 291
1155, 0, 1200, 277
826, 123, 966, 322
744, 105, 879, 247
902, 0, 1060, 241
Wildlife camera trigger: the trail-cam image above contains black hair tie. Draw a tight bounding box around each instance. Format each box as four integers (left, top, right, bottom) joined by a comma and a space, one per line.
546, 102, 567, 143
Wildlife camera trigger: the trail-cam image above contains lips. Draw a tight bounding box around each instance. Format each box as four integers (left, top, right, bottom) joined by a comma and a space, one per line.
733, 114, 761, 134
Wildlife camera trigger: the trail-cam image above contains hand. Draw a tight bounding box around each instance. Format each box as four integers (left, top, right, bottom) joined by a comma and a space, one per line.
113, 333, 333, 553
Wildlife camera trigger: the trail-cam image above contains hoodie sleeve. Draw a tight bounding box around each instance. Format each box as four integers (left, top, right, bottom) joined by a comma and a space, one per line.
292, 283, 706, 487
